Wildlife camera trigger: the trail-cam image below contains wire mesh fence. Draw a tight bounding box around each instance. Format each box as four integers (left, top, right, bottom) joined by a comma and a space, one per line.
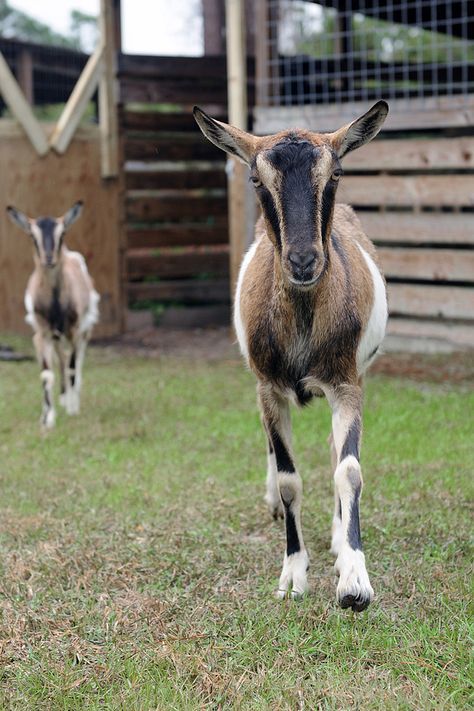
260, 0, 474, 109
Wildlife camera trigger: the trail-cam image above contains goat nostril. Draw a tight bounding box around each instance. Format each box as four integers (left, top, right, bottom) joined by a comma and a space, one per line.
289, 252, 316, 270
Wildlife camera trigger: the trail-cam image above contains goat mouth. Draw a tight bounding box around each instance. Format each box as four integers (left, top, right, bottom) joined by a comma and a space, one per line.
288, 275, 319, 288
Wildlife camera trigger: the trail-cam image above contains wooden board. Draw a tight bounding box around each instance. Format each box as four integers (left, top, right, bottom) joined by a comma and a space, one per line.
126, 196, 228, 222
379, 247, 474, 282
128, 278, 229, 303
0, 122, 121, 337
126, 169, 226, 191
127, 225, 228, 249
121, 110, 228, 133
386, 318, 474, 350
127, 249, 229, 280
338, 175, 474, 208
124, 136, 224, 162
120, 80, 227, 107
388, 283, 474, 320
343, 137, 474, 172
358, 212, 474, 246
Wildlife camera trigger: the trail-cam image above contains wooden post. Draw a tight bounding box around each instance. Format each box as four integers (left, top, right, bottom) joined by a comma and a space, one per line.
225, 0, 248, 295
99, 0, 120, 178
0, 51, 48, 156
17, 48, 34, 105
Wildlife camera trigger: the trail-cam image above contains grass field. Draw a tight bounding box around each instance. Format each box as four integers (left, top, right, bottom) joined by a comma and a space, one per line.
0, 336, 472, 709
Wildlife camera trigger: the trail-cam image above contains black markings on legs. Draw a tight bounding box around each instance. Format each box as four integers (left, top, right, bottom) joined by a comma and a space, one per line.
347, 468, 362, 551
270, 427, 295, 473
70, 351, 76, 386
280, 485, 300, 556
341, 417, 361, 461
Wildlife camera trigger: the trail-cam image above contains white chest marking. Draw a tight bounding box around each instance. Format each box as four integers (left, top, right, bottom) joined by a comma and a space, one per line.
356, 244, 387, 374
233, 238, 259, 364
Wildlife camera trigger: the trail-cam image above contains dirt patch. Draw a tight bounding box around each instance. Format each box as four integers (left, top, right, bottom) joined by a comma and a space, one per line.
95, 326, 474, 383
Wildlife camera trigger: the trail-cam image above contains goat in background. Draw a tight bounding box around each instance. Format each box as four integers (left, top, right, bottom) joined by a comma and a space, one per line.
194, 101, 389, 612
6, 202, 99, 429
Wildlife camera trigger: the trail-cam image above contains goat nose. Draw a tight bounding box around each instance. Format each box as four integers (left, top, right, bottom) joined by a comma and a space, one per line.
288, 251, 316, 270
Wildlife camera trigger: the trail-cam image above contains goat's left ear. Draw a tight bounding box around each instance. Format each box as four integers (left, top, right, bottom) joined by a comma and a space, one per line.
6, 206, 32, 234
193, 106, 256, 166
329, 100, 389, 158
62, 200, 83, 230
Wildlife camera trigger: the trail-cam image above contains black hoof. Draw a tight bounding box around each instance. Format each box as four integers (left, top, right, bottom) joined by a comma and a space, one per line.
339, 593, 371, 612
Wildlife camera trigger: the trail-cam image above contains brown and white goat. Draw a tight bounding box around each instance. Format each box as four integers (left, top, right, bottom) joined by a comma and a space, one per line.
7, 202, 99, 429
194, 101, 389, 611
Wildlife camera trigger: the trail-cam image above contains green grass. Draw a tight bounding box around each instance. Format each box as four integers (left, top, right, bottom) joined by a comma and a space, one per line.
0, 337, 472, 709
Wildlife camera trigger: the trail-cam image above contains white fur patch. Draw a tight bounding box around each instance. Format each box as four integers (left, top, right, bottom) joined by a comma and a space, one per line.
335, 547, 374, 608
277, 549, 309, 598
24, 290, 36, 328
356, 244, 387, 374
233, 238, 259, 363
81, 288, 100, 334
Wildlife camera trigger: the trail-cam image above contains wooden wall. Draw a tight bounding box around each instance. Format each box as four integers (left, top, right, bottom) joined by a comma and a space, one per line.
0, 121, 121, 338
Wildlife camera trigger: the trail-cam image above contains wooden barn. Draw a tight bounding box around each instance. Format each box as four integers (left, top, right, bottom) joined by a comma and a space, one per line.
0, 0, 473, 351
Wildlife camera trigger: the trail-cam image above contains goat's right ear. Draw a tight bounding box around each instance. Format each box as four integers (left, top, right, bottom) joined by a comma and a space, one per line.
62, 200, 83, 230
193, 106, 255, 166
6, 206, 31, 234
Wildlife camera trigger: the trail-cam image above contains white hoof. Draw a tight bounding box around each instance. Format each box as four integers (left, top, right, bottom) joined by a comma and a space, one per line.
335, 548, 374, 612
265, 491, 283, 520
41, 408, 56, 430
59, 392, 67, 408
276, 549, 309, 599
65, 390, 80, 415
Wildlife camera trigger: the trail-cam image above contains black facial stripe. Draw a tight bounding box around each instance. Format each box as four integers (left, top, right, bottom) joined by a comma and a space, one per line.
270, 427, 295, 473
259, 187, 281, 249
341, 417, 361, 461
37, 217, 57, 260
348, 486, 362, 550
282, 503, 300, 555
321, 180, 337, 242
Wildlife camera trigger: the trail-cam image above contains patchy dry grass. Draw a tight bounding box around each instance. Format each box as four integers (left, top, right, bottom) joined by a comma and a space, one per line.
0, 336, 472, 709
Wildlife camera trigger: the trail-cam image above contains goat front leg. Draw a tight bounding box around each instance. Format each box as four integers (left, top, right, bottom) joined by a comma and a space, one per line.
329, 383, 373, 612
258, 383, 309, 599
33, 332, 56, 429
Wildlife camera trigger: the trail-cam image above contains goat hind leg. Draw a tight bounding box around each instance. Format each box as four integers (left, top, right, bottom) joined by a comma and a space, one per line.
258, 383, 309, 599
34, 333, 56, 429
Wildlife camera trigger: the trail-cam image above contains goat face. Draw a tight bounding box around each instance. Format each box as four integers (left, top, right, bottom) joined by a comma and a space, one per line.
193, 101, 388, 288
7, 201, 84, 269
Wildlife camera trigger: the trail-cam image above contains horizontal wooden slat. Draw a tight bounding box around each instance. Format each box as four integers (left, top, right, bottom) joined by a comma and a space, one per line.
386, 318, 474, 349
388, 284, 474, 320
127, 250, 229, 280
118, 54, 228, 80
127, 196, 227, 222
126, 169, 226, 191
344, 137, 474, 171
121, 110, 228, 132
338, 175, 474, 207
379, 247, 474, 282
127, 278, 230, 304
120, 79, 227, 106
358, 212, 474, 245
124, 136, 223, 162
127, 225, 228, 249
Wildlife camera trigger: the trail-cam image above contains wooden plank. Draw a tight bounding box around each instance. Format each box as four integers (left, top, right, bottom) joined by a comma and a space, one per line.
379, 247, 474, 282
124, 136, 224, 161
254, 95, 474, 134
343, 137, 474, 172
127, 250, 229, 279
50, 43, 104, 154
386, 318, 474, 350
120, 79, 227, 106
127, 196, 228, 221
338, 175, 474, 208
118, 54, 228, 80
127, 225, 228, 248
99, 0, 119, 177
126, 169, 226, 191
0, 51, 48, 156
122, 110, 227, 132
388, 284, 474, 320
358, 212, 474, 246
128, 278, 229, 303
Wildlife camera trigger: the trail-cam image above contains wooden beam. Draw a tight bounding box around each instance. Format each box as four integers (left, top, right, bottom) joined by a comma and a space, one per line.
17, 48, 33, 104
50, 43, 104, 155
0, 51, 48, 156
99, 0, 119, 178
225, 0, 249, 295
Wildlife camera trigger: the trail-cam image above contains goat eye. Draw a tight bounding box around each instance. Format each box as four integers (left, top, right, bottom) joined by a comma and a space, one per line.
331, 170, 343, 181
250, 176, 262, 188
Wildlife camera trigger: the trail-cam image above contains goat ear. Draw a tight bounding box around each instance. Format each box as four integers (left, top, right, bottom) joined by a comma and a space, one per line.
329, 100, 389, 158
6, 206, 32, 234
193, 106, 255, 166
62, 200, 83, 230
